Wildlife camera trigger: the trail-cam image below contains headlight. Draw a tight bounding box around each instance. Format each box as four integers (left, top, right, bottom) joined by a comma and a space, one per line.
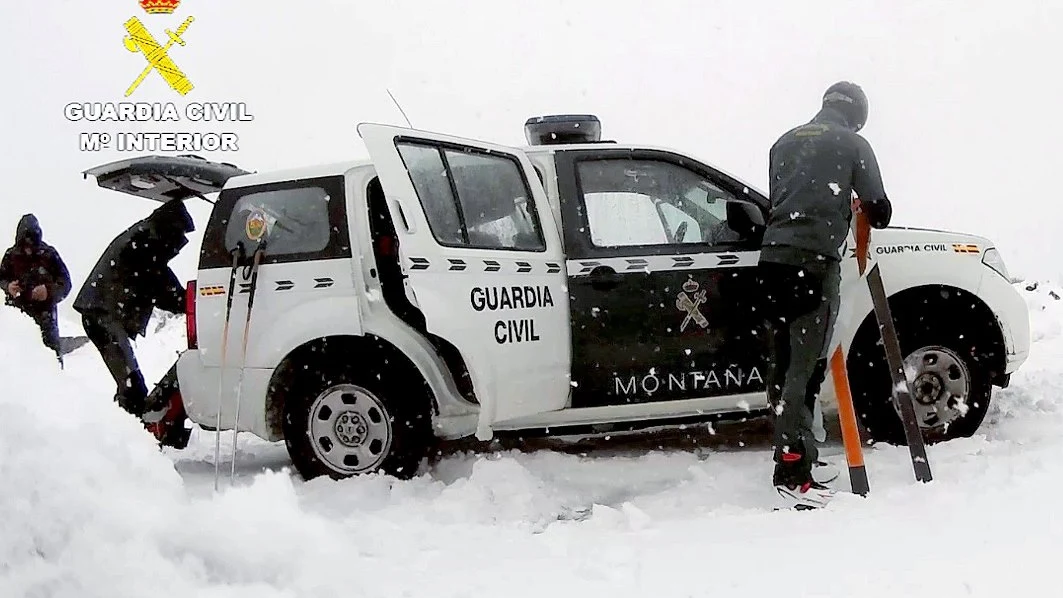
982, 247, 1009, 280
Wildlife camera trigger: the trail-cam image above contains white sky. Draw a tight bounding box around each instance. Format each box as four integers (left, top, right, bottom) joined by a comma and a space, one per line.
2, 0, 1060, 295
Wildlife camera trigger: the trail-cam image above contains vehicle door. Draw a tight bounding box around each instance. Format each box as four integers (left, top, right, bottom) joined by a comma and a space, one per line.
357, 123, 571, 424
553, 149, 771, 409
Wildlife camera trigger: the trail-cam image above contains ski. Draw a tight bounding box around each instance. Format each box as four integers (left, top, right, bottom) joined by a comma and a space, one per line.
854, 208, 932, 483
824, 203, 874, 496
829, 345, 870, 495
865, 261, 933, 483
213, 244, 245, 492
229, 241, 267, 484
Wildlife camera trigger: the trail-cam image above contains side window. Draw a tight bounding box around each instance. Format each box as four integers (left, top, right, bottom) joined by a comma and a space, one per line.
199, 175, 350, 269
658, 203, 702, 243
575, 158, 745, 248
397, 141, 546, 252
224, 186, 331, 254
584, 192, 668, 246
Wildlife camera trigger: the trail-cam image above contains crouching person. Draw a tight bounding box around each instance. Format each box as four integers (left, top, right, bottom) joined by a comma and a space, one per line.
74, 199, 193, 418
0, 214, 72, 363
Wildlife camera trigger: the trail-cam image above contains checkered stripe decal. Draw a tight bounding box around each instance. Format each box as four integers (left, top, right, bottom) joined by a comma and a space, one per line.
405, 257, 563, 274
566, 252, 758, 276
403, 252, 758, 275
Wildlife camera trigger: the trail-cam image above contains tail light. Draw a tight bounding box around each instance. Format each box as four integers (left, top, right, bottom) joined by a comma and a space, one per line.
185, 280, 198, 349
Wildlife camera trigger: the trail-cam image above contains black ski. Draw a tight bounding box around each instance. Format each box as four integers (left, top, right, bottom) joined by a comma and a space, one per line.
865, 262, 933, 483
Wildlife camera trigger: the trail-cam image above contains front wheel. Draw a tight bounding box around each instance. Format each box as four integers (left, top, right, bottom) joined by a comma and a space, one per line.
849, 329, 993, 445
281, 360, 432, 481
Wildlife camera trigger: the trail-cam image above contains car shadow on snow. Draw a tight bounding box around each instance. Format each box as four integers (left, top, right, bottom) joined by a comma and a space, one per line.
431, 413, 845, 461
166, 413, 855, 492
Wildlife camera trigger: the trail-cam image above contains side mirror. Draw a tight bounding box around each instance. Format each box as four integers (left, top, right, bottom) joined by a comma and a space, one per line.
726, 201, 766, 239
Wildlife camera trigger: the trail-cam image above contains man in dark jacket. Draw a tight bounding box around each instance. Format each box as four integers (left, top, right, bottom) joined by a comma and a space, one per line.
759, 81, 893, 509
0, 214, 72, 360
74, 199, 193, 416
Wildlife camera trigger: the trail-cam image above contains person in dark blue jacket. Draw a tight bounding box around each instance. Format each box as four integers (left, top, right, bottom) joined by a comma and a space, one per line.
0, 214, 72, 362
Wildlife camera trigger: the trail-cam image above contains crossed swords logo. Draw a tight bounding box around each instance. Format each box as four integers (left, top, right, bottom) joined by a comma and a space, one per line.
676, 279, 710, 332
122, 15, 195, 97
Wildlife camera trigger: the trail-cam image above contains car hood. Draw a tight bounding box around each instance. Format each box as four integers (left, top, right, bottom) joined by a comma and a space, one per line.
874, 225, 993, 249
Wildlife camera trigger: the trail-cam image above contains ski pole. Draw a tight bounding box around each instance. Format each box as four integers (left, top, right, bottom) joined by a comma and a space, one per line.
213, 245, 243, 493
230, 242, 266, 484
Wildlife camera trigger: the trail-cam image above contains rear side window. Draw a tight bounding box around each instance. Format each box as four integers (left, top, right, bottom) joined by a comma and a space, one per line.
199, 175, 350, 269
396, 141, 546, 252
225, 187, 331, 254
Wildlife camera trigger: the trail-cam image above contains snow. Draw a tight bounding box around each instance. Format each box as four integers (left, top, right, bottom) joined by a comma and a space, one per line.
0, 283, 1060, 596
3, 0, 1063, 594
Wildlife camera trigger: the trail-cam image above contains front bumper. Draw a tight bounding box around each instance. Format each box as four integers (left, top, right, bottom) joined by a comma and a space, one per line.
977, 268, 1031, 377
176, 349, 278, 441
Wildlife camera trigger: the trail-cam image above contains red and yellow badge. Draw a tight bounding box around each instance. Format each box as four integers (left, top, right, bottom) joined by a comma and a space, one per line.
245, 210, 267, 241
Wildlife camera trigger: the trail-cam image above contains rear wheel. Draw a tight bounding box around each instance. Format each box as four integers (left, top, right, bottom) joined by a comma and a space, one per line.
281, 359, 432, 480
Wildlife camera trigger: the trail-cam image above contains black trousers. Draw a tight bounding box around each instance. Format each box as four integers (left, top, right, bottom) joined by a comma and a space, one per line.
82, 313, 148, 416
31, 307, 62, 356
758, 259, 841, 485
9, 303, 62, 357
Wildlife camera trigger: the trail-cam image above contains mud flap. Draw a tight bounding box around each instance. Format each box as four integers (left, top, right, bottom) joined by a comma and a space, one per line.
141, 362, 191, 449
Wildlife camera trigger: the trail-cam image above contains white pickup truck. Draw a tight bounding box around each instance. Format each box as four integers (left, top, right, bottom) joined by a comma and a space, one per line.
83, 114, 1031, 480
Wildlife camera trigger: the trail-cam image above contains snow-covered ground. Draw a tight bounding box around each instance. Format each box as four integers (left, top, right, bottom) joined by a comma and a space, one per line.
0, 280, 1060, 596
3, 1, 1062, 595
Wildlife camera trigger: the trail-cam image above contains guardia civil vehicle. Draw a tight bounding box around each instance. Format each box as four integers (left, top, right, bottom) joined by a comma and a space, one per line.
82, 115, 1031, 480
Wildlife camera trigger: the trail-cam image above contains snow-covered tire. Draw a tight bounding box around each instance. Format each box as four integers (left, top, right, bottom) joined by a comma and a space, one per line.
848, 311, 993, 446
281, 359, 431, 481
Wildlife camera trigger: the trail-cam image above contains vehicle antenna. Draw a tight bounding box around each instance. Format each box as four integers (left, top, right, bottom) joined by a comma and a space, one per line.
387, 88, 414, 128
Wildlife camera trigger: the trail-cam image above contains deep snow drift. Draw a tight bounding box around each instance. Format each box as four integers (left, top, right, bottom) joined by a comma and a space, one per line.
1, 279, 1060, 597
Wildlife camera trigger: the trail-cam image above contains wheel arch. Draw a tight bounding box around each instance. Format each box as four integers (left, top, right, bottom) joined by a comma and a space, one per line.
845, 283, 1008, 386
264, 334, 439, 441
839, 282, 1005, 443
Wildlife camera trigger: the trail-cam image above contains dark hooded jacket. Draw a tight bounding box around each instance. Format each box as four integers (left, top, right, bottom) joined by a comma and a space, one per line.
760, 106, 893, 266
73, 199, 194, 338
0, 214, 72, 314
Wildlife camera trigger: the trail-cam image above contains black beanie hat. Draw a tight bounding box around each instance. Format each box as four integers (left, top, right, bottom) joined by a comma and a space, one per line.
822, 81, 869, 132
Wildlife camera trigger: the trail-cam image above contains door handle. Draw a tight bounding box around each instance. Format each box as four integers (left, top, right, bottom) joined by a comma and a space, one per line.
391, 199, 414, 233
588, 265, 620, 291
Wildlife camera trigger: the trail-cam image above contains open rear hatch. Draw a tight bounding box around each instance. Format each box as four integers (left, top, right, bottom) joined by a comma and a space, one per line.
83, 154, 251, 202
